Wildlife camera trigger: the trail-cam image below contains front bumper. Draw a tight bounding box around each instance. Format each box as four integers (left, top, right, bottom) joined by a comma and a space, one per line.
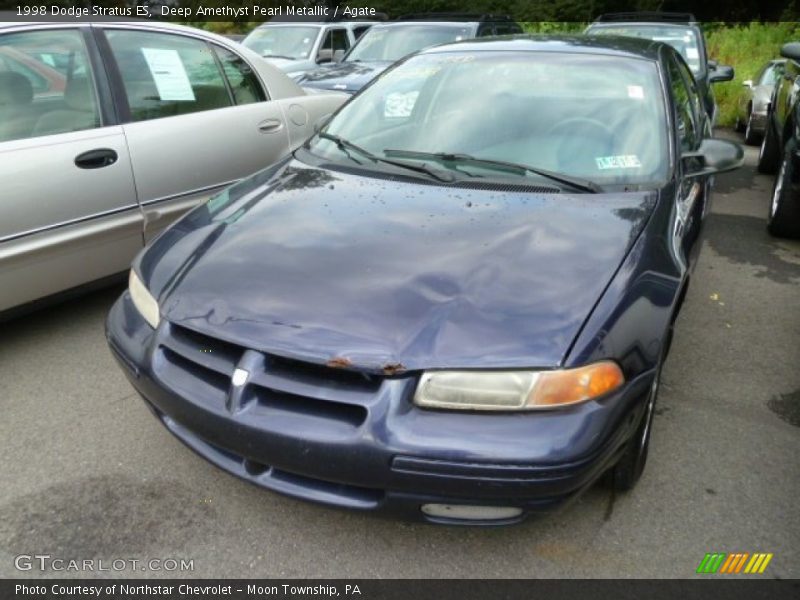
107, 293, 654, 524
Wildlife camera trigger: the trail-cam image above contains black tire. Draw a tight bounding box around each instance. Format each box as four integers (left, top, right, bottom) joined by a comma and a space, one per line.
767, 140, 800, 238
607, 359, 663, 492
757, 118, 780, 174
743, 108, 761, 145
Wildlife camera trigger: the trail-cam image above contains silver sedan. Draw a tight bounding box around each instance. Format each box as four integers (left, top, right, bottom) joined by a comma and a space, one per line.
736, 59, 785, 145
0, 21, 347, 316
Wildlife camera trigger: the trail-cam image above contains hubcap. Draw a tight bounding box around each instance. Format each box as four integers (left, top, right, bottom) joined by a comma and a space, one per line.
772, 158, 786, 217
746, 112, 752, 138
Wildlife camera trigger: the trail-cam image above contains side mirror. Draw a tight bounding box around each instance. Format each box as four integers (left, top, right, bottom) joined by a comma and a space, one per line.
742, 79, 754, 88
709, 65, 734, 83
313, 113, 332, 134
316, 48, 333, 64
682, 138, 744, 178
708, 59, 718, 70
780, 42, 800, 61
333, 49, 346, 63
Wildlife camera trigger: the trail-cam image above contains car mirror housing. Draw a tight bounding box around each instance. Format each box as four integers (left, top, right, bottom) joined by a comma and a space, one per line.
780, 42, 800, 62
333, 49, 346, 63
317, 48, 333, 63
709, 65, 734, 83
682, 139, 744, 178
707, 59, 718, 70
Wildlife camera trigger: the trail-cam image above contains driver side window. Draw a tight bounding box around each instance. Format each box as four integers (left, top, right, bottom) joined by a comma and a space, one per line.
668, 55, 698, 152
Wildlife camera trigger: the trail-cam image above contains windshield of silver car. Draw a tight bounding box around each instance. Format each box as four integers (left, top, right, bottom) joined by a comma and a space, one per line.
345, 24, 473, 62
243, 26, 320, 59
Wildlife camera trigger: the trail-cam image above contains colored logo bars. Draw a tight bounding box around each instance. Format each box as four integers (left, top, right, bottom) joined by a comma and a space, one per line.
696, 552, 773, 574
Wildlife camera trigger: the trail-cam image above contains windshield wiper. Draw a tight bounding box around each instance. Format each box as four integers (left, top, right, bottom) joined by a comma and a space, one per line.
318, 133, 454, 183
383, 149, 602, 193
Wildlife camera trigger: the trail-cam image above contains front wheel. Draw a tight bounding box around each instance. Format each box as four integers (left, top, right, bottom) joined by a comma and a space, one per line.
767, 141, 800, 238
607, 359, 663, 491
758, 119, 780, 174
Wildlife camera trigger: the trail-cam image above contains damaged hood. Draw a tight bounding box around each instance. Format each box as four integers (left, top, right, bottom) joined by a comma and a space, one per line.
149, 161, 656, 372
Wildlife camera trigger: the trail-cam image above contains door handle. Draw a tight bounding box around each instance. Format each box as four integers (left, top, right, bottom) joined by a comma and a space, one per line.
75, 148, 118, 169
258, 119, 283, 133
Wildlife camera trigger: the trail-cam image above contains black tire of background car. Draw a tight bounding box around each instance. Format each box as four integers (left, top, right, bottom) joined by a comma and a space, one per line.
744, 108, 761, 145
767, 140, 800, 238
735, 112, 746, 133
605, 343, 667, 492
758, 118, 781, 173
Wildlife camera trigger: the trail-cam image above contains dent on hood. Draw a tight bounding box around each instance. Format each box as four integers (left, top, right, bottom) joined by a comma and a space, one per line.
155, 163, 657, 372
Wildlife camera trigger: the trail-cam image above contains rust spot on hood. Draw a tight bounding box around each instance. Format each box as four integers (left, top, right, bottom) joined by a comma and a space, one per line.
326, 357, 353, 369
382, 362, 406, 376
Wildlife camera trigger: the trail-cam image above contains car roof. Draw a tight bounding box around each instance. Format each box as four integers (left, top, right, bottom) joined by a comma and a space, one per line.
371, 21, 480, 28
418, 34, 665, 61
586, 21, 701, 33
0, 19, 222, 37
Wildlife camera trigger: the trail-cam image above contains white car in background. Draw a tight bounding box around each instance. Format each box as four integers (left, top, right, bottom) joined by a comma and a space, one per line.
0, 20, 347, 316
242, 19, 377, 78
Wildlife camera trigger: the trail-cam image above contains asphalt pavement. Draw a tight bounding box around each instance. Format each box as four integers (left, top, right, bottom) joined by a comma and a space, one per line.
0, 130, 798, 579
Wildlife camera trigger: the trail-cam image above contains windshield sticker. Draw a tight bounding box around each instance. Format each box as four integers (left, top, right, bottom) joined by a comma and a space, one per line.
627, 85, 644, 99
686, 48, 699, 59
141, 48, 195, 101
596, 155, 642, 170
384, 91, 419, 118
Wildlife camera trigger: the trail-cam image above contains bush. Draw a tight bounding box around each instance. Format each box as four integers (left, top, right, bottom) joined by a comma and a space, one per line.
706, 22, 800, 126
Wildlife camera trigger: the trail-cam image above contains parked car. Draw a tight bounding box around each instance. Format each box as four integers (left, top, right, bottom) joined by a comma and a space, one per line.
296, 14, 523, 94
0, 21, 346, 316
107, 35, 742, 524
585, 12, 734, 124
242, 18, 377, 78
758, 43, 800, 237
736, 59, 785, 145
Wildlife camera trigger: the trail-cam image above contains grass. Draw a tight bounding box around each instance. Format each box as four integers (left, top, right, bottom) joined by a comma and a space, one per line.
706, 23, 800, 126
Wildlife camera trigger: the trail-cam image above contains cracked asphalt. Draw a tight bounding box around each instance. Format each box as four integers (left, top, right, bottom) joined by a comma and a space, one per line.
0, 130, 798, 579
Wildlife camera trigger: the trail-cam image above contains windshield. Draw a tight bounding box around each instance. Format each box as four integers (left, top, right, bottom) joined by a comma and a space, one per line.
588, 25, 703, 74
346, 24, 472, 63
759, 62, 785, 86
242, 26, 320, 60
308, 51, 668, 187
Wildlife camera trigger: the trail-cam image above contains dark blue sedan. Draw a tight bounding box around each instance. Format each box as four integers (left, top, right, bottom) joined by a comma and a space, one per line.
107, 36, 743, 525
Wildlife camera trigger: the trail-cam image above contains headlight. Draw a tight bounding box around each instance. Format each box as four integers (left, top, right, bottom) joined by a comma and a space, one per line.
128, 269, 160, 329
413, 361, 624, 411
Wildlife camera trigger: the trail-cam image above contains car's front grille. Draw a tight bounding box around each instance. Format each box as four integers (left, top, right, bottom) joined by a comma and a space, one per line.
154, 321, 382, 430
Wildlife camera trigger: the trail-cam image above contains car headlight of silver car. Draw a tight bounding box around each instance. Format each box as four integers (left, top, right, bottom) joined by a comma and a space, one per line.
128, 269, 160, 329
413, 361, 625, 411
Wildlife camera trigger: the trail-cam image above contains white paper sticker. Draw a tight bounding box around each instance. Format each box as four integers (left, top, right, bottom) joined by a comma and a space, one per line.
596, 155, 642, 170
686, 48, 699, 59
627, 85, 644, 99
384, 91, 419, 118
141, 47, 195, 101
